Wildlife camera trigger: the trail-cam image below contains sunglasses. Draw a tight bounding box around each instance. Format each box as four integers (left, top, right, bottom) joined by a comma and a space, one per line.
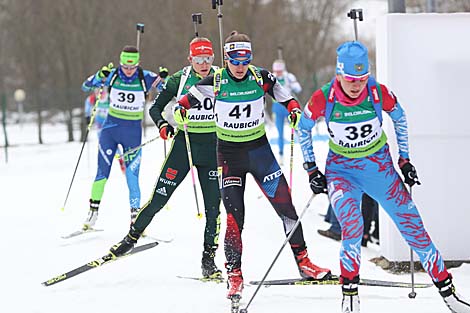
192, 55, 214, 64
121, 64, 137, 70
225, 55, 252, 66
342, 74, 369, 82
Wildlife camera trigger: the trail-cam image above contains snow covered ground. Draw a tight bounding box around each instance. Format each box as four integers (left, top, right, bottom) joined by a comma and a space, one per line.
1, 121, 469, 313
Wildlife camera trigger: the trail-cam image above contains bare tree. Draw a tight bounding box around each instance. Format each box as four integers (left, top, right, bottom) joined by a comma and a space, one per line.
2, 0, 351, 144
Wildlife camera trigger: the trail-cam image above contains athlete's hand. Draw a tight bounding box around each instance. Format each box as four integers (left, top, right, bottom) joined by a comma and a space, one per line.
159, 66, 169, 79
288, 108, 302, 129
158, 122, 174, 140
399, 157, 421, 187
98, 62, 114, 79
174, 105, 189, 125
308, 169, 327, 194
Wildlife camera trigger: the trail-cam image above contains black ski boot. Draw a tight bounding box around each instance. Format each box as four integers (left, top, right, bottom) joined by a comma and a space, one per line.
201, 244, 222, 279
435, 274, 470, 313
109, 227, 141, 258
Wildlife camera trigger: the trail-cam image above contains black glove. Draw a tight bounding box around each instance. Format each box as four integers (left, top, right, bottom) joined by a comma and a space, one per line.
309, 169, 327, 194
158, 121, 175, 140
159, 66, 169, 79
98, 62, 114, 79
399, 158, 421, 187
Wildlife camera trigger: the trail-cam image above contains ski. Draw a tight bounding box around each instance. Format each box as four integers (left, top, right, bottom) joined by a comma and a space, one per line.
42, 241, 158, 287
249, 275, 433, 288
140, 233, 174, 243
61, 227, 104, 239
177, 274, 225, 284
230, 295, 241, 313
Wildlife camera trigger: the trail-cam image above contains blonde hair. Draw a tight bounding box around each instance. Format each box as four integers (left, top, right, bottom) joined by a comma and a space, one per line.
190, 37, 212, 45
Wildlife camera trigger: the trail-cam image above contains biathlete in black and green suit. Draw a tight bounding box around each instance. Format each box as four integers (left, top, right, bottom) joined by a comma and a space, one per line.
109, 37, 222, 279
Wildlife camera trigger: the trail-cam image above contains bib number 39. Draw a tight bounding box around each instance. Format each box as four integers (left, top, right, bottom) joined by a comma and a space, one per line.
117, 92, 135, 103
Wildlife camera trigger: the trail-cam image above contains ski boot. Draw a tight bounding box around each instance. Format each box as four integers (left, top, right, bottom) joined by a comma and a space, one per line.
435, 274, 470, 313
109, 228, 141, 258
201, 244, 222, 279
294, 248, 331, 280
226, 267, 243, 299
82, 199, 100, 230
342, 275, 360, 313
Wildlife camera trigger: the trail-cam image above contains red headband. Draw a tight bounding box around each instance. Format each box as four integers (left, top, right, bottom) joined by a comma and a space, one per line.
190, 41, 214, 57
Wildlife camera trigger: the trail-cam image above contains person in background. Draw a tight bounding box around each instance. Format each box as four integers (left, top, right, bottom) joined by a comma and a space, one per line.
81, 45, 162, 230
108, 38, 222, 280
297, 40, 470, 313
271, 59, 302, 163
83, 88, 110, 134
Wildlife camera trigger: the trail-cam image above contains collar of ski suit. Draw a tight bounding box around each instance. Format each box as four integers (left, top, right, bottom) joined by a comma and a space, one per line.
333, 78, 368, 107
118, 67, 139, 84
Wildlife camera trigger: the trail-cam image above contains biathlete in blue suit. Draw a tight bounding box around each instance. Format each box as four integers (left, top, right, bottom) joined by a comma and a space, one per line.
81, 45, 162, 229
298, 41, 470, 313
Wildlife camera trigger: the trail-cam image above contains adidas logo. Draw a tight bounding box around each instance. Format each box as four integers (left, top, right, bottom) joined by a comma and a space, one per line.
156, 186, 167, 196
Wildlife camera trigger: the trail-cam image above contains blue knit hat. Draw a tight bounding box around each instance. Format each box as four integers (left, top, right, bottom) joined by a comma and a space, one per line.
336, 41, 369, 77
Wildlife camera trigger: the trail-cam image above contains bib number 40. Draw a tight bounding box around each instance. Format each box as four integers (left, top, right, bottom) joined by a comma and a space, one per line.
193, 98, 213, 111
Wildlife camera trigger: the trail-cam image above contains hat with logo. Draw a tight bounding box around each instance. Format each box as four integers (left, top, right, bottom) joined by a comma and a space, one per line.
120, 51, 140, 66
224, 41, 252, 60
190, 40, 214, 57
336, 41, 369, 77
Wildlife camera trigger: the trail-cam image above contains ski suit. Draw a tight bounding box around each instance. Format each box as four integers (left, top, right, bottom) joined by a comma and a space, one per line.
272, 71, 302, 157
180, 65, 308, 271
133, 66, 221, 248
298, 76, 449, 282
82, 67, 161, 210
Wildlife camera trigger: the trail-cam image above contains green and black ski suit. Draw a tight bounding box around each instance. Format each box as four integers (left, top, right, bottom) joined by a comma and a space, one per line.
133, 66, 221, 248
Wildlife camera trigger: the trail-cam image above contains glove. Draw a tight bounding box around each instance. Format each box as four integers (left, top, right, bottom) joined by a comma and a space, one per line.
158, 121, 174, 140
288, 108, 302, 129
308, 168, 328, 194
174, 105, 190, 125
159, 66, 169, 79
98, 62, 114, 79
399, 157, 421, 187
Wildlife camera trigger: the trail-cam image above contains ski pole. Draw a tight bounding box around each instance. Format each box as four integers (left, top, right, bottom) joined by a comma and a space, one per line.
61, 85, 104, 212
408, 185, 417, 299
115, 135, 160, 160
240, 194, 316, 313
191, 13, 202, 38
211, 0, 224, 67
277, 45, 283, 60
136, 23, 144, 51
183, 123, 203, 219
289, 127, 294, 190
347, 8, 363, 41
